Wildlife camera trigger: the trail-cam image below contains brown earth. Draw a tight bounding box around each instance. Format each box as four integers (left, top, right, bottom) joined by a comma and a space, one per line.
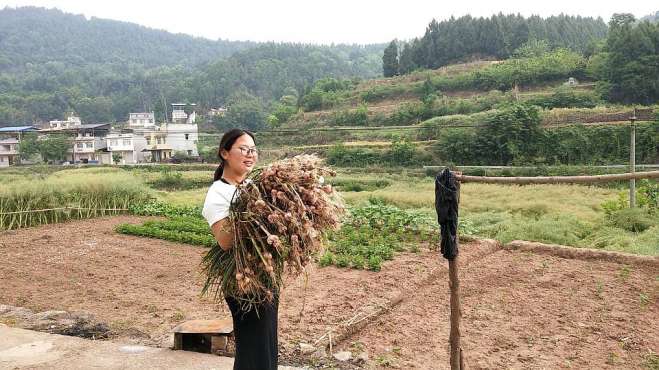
1, 216, 657, 369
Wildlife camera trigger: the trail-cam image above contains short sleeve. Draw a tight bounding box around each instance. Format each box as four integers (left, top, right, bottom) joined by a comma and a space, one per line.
201, 182, 235, 227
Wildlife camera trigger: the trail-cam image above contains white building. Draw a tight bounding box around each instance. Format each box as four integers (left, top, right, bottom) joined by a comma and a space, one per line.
171, 103, 197, 124
40, 122, 111, 164
0, 126, 40, 167
162, 123, 199, 157
49, 115, 82, 129
128, 112, 155, 128
0, 138, 19, 167
105, 132, 138, 164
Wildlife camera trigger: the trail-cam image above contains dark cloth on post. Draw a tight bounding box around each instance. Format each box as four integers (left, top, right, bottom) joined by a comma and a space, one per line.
435, 168, 460, 260
225, 295, 279, 370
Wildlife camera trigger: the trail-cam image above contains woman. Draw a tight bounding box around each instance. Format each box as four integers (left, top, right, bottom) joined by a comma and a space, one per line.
201, 128, 278, 370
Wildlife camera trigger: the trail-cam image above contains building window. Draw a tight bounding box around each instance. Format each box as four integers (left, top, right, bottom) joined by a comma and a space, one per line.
185, 133, 189, 140
77, 143, 83, 149
123, 140, 131, 146
85, 142, 93, 148
187, 150, 192, 155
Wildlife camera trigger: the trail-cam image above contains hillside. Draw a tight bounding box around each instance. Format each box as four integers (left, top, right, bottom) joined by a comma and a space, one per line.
0, 7, 385, 126
257, 49, 657, 167
0, 7, 257, 71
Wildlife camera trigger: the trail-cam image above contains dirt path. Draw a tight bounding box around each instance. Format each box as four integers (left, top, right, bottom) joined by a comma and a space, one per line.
341, 249, 658, 369
1, 217, 657, 369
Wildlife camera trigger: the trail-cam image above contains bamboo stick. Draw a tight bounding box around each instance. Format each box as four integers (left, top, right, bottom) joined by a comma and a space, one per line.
456, 170, 659, 184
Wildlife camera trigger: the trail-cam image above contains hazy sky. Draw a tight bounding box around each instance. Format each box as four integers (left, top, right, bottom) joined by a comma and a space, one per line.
1, 0, 657, 44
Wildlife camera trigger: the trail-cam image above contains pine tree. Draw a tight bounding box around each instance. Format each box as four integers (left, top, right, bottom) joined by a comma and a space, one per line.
382, 40, 399, 77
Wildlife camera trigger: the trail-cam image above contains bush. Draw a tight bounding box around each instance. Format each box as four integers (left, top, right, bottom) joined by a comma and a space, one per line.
525, 87, 600, 109
608, 208, 656, 232
431, 49, 587, 91
330, 104, 369, 126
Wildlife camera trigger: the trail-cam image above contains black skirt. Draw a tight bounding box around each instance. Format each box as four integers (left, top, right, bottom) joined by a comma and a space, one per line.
225, 294, 279, 370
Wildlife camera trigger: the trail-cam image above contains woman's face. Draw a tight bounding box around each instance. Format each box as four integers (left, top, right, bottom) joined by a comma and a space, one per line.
221, 134, 258, 175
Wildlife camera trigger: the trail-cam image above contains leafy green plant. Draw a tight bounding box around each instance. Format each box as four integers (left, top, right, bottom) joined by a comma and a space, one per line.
608, 208, 656, 232
115, 223, 216, 247
321, 200, 435, 271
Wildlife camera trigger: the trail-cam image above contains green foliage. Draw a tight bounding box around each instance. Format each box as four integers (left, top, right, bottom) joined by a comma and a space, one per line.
330, 178, 391, 192
432, 49, 587, 91
607, 208, 656, 232
330, 104, 369, 126
116, 223, 215, 247
128, 199, 202, 219
600, 14, 659, 104
360, 84, 412, 103
396, 14, 606, 73
0, 170, 151, 230
0, 7, 384, 124
512, 39, 552, 58
38, 135, 72, 163
326, 140, 424, 167
476, 104, 543, 165
432, 108, 657, 166
299, 78, 355, 112
382, 40, 399, 77
212, 92, 267, 131
322, 201, 435, 271
525, 87, 600, 109
112, 153, 122, 164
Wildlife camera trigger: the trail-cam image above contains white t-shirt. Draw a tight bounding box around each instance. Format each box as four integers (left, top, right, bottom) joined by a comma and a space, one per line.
201, 180, 237, 227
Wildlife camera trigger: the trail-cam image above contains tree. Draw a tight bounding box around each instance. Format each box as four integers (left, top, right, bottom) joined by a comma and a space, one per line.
214, 92, 267, 131
38, 134, 72, 163
476, 104, 543, 165
16, 132, 42, 163
382, 40, 399, 77
112, 153, 122, 164
601, 14, 659, 104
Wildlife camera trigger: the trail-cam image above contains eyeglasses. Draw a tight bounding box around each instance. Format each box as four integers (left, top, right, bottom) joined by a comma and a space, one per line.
235, 145, 259, 156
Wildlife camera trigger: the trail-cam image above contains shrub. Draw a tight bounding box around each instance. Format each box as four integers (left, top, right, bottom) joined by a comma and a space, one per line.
608, 208, 656, 232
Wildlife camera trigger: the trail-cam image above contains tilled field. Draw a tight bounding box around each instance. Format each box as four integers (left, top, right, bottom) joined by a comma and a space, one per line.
1, 216, 657, 369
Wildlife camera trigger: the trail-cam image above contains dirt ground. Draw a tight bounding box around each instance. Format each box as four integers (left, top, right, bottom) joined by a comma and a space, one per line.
1, 216, 657, 369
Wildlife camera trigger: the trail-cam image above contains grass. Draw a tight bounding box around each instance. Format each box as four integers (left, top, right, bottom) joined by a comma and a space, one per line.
0, 167, 152, 230
2, 164, 656, 256
336, 172, 658, 255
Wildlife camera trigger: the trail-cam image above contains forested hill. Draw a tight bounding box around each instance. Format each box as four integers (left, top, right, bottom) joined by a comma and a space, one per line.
0, 7, 258, 71
0, 7, 384, 126
383, 14, 608, 76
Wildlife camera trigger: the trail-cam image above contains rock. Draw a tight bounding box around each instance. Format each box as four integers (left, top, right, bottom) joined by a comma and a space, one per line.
0, 304, 16, 315
35, 310, 70, 321
333, 351, 352, 362
299, 342, 315, 354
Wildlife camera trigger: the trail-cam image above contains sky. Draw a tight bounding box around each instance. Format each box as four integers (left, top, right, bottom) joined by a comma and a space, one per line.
1, 0, 657, 44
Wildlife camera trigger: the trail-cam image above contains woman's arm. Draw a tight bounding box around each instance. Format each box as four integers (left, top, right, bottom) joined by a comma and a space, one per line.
210, 218, 234, 251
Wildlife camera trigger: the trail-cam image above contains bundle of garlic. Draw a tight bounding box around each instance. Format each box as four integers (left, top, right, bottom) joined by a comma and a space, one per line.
201, 154, 344, 309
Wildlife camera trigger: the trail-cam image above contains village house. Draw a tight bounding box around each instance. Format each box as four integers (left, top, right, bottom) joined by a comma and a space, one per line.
107, 106, 199, 163
41, 115, 111, 164
0, 126, 39, 167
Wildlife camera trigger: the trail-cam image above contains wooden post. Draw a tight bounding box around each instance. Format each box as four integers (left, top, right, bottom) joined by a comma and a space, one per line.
629, 109, 637, 208
449, 257, 464, 369
449, 178, 464, 370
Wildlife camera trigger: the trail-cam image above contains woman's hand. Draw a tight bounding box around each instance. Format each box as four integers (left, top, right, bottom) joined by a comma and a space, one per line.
210, 218, 234, 251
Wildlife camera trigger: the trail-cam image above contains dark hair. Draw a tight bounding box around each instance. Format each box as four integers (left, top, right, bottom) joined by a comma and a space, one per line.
213, 128, 256, 182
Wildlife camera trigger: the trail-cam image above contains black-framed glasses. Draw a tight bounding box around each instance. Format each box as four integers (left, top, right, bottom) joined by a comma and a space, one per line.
236, 145, 259, 156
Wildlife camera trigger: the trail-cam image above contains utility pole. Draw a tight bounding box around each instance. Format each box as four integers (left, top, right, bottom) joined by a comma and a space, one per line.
629, 108, 637, 208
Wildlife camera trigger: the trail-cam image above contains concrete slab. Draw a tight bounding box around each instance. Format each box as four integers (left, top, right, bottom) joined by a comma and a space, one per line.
0, 326, 303, 370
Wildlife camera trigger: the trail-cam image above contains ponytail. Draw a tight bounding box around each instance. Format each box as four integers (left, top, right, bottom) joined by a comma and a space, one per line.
213, 162, 224, 182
